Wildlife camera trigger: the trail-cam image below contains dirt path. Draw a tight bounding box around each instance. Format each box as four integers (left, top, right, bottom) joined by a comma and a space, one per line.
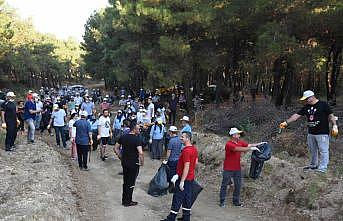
67, 146, 260, 221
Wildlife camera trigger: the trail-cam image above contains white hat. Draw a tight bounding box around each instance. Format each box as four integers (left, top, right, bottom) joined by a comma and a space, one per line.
128, 95, 131, 98
80, 110, 88, 117
169, 126, 178, 132
121, 95, 124, 98
117, 109, 123, 113
300, 90, 315, 101
103, 97, 108, 101
71, 109, 77, 115
180, 116, 190, 121
28, 90, 33, 93
229, 127, 243, 135
6, 91, 15, 97
32, 93, 39, 97
53, 104, 59, 110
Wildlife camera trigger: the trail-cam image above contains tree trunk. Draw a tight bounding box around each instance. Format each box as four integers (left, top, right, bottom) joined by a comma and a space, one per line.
326, 43, 341, 105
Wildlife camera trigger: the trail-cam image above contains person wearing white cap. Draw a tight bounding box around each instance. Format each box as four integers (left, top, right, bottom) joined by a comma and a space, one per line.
68, 110, 79, 160
33, 94, 43, 130
100, 97, 110, 112
48, 104, 67, 148
180, 116, 192, 134
73, 111, 93, 171
74, 93, 83, 106
279, 90, 338, 173
119, 95, 126, 107
165, 126, 182, 190
219, 127, 265, 207
1, 92, 18, 151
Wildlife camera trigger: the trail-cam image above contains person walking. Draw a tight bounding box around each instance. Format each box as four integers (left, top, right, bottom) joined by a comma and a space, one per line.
98, 109, 112, 161
279, 90, 338, 173
149, 119, 165, 160
74, 111, 92, 171
34, 94, 43, 130
81, 96, 94, 120
68, 110, 78, 160
113, 122, 144, 207
219, 127, 264, 207
165, 126, 182, 188
1, 92, 18, 151
24, 93, 40, 143
168, 93, 178, 125
48, 104, 67, 148
161, 131, 198, 221
113, 110, 125, 138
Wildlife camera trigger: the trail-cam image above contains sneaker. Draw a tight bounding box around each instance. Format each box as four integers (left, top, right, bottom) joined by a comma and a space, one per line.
233, 202, 244, 207
101, 157, 106, 161
303, 165, 318, 170
314, 169, 327, 174
220, 201, 225, 208
84, 167, 90, 171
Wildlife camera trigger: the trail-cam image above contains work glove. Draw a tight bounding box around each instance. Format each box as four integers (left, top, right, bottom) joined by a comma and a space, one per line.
149, 139, 152, 144
279, 121, 288, 129
250, 146, 261, 152
47, 124, 51, 130
97, 135, 101, 140
331, 125, 338, 137
259, 142, 268, 145
1, 123, 6, 129
171, 174, 179, 185
179, 181, 185, 191
162, 160, 168, 165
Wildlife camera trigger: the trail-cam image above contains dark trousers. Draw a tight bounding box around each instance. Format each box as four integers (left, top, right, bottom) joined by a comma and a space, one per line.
166, 179, 193, 221
219, 170, 241, 204
5, 125, 17, 150
76, 144, 89, 169
151, 139, 163, 160
167, 160, 178, 182
169, 110, 176, 125
122, 164, 139, 205
54, 126, 66, 147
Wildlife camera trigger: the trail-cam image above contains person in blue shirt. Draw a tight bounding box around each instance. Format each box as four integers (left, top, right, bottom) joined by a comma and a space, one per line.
165, 126, 182, 188
74, 111, 92, 171
180, 116, 192, 134
81, 96, 94, 119
149, 119, 165, 160
24, 94, 41, 143
89, 114, 99, 151
113, 110, 125, 138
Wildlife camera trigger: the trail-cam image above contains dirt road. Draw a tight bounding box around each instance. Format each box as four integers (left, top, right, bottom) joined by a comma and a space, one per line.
70, 147, 261, 221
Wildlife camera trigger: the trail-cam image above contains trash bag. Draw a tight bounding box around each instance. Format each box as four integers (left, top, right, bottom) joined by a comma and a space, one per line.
252, 143, 272, 162
148, 164, 169, 197
249, 142, 272, 179
191, 180, 203, 206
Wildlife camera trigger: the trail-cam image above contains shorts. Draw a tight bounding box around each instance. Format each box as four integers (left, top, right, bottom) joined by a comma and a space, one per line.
101, 137, 109, 145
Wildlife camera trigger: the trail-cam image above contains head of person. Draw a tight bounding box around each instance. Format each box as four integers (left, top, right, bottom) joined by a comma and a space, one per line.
128, 95, 132, 99
70, 111, 77, 120
53, 104, 59, 112
80, 111, 88, 119
6, 92, 15, 101
129, 122, 140, 135
169, 126, 178, 136
103, 98, 108, 103
70, 97, 74, 101
85, 96, 89, 102
229, 127, 243, 140
180, 131, 192, 146
75, 104, 79, 110
103, 109, 109, 117
117, 109, 123, 116
300, 90, 317, 105
46, 97, 51, 103
181, 116, 190, 126
121, 95, 125, 99
76, 93, 80, 97
172, 93, 176, 99
148, 98, 152, 104
91, 108, 97, 115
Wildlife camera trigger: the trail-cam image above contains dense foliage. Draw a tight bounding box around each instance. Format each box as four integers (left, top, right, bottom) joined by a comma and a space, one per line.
83, 0, 342, 105
0, 0, 84, 88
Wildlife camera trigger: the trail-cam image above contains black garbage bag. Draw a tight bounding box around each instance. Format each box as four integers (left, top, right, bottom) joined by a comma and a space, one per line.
249, 143, 272, 179
191, 180, 203, 206
148, 164, 169, 197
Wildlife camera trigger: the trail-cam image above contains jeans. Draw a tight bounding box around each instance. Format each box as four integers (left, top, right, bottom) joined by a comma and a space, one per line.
54, 126, 66, 148
122, 164, 139, 205
166, 179, 193, 221
219, 170, 242, 205
76, 144, 89, 169
25, 118, 35, 141
5, 123, 17, 150
307, 134, 330, 171
151, 139, 163, 160
35, 114, 42, 129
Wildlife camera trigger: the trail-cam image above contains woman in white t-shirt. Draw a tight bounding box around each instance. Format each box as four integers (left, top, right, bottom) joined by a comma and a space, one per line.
69, 111, 78, 160
97, 109, 112, 161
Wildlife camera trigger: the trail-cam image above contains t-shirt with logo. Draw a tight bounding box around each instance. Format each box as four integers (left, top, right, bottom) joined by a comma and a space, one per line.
176, 145, 198, 181
223, 140, 248, 171
297, 100, 332, 135
98, 115, 111, 137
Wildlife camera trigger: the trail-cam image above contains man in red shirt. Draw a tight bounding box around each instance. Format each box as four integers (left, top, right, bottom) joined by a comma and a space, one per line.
219, 127, 265, 207
161, 131, 198, 221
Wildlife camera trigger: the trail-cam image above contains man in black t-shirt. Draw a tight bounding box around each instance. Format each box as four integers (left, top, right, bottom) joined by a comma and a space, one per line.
113, 122, 144, 207
279, 90, 338, 173
1, 92, 18, 151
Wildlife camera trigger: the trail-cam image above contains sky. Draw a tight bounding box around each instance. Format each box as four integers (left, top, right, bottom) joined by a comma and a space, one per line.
6, 0, 109, 42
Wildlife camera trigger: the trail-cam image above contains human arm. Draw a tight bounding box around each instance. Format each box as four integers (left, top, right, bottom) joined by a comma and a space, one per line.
179, 162, 190, 191
166, 150, 171, 159
113, 142, 122, 159
280, 114, 302, 128
329, 114, 338, 136
137, 146, 144, 166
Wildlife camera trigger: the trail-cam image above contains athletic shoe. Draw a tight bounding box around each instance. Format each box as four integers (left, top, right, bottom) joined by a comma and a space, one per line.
314, 169, 327, 174
101, 157, 106, 161
84, 167, 90, 171
233, 202, 244, 207
220, 200, 225, 208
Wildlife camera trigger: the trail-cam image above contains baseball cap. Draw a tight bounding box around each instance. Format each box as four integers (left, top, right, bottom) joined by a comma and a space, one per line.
229, 127, 243, 135
169, 126, 178, 132
6, 92, 15, 97
180, 116, 190, 121
80, 111, 88, 117
53, 104, 59, 110
300, 90, 315, 101
117, 109, 123, 113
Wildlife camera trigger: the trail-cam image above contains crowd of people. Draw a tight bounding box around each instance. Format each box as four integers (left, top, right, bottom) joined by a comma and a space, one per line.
0, 87, 339, 220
